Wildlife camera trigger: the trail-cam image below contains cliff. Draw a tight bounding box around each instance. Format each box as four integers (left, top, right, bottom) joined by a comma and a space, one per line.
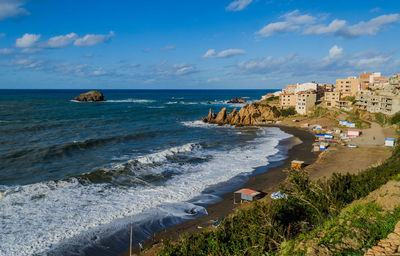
202, 102, 281, 125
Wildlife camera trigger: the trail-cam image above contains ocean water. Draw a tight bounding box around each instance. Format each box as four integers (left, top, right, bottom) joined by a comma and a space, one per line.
0, 89, 292, 256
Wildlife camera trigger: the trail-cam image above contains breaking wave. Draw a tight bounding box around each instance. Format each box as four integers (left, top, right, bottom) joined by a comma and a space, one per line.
0, 127, 292, 255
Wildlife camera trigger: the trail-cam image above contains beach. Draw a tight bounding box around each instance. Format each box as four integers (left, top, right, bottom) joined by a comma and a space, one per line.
128, 123, 394, 256
121, 125, 320, 255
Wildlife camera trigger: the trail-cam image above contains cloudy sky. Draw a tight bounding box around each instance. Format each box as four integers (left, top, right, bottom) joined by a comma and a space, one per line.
1, 0, 400, 89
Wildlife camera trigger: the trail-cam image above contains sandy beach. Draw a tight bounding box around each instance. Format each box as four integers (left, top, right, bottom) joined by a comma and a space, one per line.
121, 125, 320, 255
122, 122, 394, 256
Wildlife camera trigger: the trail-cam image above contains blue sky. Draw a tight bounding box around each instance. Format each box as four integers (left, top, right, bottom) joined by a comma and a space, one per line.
0, 0, 400, 89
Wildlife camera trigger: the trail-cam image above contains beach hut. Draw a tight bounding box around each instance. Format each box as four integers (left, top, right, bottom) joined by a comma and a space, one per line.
346, 122, 356, 128
313, 143, 320, 152
347, 130, 360, 137
385, 138, 395, 147
324, 134, 333, 140
291, 160, 305, 169
339, 120, 348, 126
234, 188, 261, 204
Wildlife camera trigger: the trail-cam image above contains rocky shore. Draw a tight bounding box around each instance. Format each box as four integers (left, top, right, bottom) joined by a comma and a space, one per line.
202, 102, 279, 125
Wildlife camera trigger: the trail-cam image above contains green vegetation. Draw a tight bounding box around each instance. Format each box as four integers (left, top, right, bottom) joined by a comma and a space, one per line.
279, 202, 400, 255
160, 145, 400, 256
346, 109, 370, 129
280, 107, 296, 117
374, 112, 389, 125
309, 106, 330, 118
390, 111, 400, 125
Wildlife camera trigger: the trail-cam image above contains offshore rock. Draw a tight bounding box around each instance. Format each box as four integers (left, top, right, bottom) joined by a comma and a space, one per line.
73, 91, 105, 102
227, 97, 247, 104
204, 102, 278, 126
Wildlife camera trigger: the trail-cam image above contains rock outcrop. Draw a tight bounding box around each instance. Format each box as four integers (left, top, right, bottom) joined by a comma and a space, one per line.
73, 91, 105, 102
203, 102, 280, 126
227, 98, 247, 104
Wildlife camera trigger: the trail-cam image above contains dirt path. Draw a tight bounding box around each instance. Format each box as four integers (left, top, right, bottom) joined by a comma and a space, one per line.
352, 122, 386, 146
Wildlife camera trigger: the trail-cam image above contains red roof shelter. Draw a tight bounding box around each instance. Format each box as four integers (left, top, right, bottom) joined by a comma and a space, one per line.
234, 188, 262, 204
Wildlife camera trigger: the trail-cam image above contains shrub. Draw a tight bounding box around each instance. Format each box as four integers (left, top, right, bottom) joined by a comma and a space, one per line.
281, 107, 296, 117
390, 111, 400, 125
159, 145, 400, 256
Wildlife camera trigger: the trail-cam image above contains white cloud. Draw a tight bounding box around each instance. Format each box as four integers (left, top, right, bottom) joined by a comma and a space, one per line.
0, 0, 29, 20
304, 14, 400, 38
44, 33, 78, 48
74, 31, 115, 47
202, 48, 245, 58
203, 49, 216, 58
327, 45, 343, 59
0, 48, 13, 54
162, 45, 176, 51
257, 21, 299, 37
15, 33, 41, 48
226, 0, 253, 12
257, 10, 316, 37
258, 11, 400, 39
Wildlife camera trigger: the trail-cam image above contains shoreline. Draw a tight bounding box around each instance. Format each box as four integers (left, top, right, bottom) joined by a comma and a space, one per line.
121, 125, 319, 256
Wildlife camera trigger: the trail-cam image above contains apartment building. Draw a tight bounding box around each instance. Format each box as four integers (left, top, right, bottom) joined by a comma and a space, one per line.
335, 77, 360, 97
324, 91, 341, 108
296, 91, 317, 115
279, 93, 296, 107
356, 89, 400, 115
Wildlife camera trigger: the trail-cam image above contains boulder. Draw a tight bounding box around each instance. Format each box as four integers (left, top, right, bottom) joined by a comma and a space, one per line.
214, 107, 227, 123
73, 91, 105, 102
227, 98, 247, 104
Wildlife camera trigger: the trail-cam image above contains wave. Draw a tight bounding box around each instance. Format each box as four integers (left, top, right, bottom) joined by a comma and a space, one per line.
1, 132, 154, 161
181, 120, 234, 129
0, 127, 292, 256
106, 99, 155, 103
164, 100, 255, 107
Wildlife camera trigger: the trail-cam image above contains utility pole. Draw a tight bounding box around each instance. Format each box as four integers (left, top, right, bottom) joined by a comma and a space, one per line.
130, 216, 133, 256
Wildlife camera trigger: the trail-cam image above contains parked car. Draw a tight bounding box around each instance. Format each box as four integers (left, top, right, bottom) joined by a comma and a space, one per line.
348, 144, 358, 148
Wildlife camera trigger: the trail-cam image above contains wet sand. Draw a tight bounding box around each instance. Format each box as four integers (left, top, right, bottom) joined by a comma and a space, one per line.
121, 125, 319, 256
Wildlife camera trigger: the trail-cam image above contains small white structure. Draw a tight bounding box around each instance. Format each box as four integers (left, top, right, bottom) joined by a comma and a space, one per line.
385, 138, 395, 147
347, 130, 360, 137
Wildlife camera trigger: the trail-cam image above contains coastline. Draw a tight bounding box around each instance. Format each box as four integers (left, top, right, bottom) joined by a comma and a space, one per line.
121, 125, 319, 256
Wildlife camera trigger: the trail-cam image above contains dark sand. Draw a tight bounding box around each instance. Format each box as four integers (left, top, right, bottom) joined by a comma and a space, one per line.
121, 126, 319, 256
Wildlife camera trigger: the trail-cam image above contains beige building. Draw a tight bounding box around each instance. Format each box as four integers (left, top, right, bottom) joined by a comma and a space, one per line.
356, 89, 400, 115
296, 91, 317, 115
324, 91, 341, 108
336, 77, 360, 97
279, 93, 296, 107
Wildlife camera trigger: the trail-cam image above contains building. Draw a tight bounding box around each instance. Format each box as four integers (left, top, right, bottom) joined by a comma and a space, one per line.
295, 91, 317, 115
356, 89, 400, 115
324, 91, 341, 108
283, 84, 297, 94
294, 82, 318, 94
234, 188, 262, 204
389, 74, 400, 87
372, 76, 388, 86
336, 77, 360, 97
279, 93, 296, 107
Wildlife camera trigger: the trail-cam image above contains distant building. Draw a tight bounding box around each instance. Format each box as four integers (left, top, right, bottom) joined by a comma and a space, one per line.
283, 84, 297, 94
372, 76, 388, 86
335, 77, 360, 97
294, 82, 318, 94
296, 91, 317, 115
279, 93, 296, 107
389, 74, 400, 87
356, 89, 400, 115
324, 91, 341, 108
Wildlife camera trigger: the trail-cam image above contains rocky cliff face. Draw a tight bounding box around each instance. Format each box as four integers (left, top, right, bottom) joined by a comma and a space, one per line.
73, 91, 105, 102
202, 102, 279, 125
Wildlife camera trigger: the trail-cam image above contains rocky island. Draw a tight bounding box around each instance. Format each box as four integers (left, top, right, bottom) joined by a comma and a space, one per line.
227, 97, 247, 103
73, 91, 105, 102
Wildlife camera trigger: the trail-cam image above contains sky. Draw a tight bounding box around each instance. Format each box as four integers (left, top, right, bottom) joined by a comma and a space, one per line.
0, 0, 400, 89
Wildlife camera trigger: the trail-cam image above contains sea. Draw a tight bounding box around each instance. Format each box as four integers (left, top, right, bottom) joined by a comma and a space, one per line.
0, 89, 293, 256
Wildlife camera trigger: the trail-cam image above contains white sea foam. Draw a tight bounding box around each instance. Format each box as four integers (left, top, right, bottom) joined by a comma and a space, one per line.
181, 120, 233, 129
106, 99, 155, 103
0, 127, 291, 256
